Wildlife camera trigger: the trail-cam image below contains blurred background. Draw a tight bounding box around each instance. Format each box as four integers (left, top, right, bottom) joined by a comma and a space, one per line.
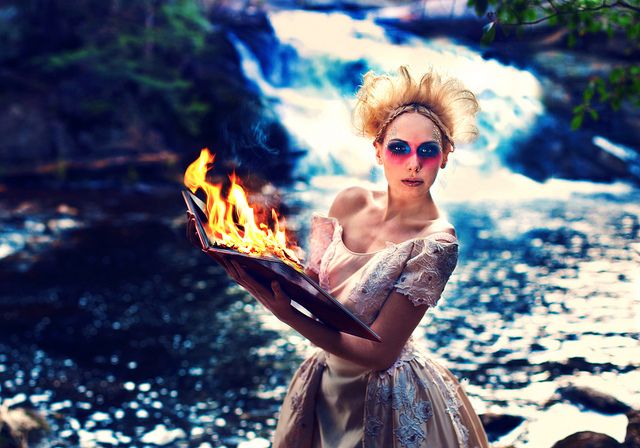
0, 0, 638, 447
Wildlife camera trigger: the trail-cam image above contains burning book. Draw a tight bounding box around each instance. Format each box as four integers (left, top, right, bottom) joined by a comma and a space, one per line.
182, 149, 380, 342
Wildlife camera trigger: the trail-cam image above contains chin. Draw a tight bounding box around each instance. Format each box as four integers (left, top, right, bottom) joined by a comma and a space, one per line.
396, 182, 429, 193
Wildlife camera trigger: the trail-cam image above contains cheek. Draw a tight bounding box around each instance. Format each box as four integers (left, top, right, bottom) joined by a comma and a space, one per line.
386, 151, 411, 165
422, 154, 442, 167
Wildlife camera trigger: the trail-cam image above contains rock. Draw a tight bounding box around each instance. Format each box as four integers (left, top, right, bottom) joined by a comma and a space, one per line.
551, 431, 621, 448
557, 386, 632, 415
625, 409, 640, 448
0, 404, 49, 448
479, 413, 524, 441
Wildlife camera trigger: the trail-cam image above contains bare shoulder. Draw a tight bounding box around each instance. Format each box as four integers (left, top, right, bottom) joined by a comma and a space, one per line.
436, 222, 456, 237
423, 218, 456, 239
328, 186, 370, 221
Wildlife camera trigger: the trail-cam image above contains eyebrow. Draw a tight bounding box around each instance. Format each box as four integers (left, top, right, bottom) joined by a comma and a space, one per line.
387, 138, 440, 145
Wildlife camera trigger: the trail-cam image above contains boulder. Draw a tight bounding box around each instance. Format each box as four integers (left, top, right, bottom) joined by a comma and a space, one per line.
625, 409, 640, 448
557, 386, 632, 415
479, 413, 524, 441
551, 431, 621, 448
0, 405, 49, 448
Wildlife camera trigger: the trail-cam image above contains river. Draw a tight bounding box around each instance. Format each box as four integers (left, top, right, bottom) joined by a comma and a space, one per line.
0, 7, 638, 448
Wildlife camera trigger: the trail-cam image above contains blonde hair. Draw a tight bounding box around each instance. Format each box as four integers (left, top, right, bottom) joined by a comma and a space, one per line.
352, 66, 480, 152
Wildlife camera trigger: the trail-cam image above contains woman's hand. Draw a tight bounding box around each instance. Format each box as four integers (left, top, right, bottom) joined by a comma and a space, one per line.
185, 214, 296, 322
222, 259, 297, 323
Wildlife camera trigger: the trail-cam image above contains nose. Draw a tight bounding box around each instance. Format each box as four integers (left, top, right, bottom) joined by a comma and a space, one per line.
407, 151, 421, 172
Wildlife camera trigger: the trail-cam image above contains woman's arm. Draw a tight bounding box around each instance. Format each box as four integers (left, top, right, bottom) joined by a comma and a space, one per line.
277, 282, 427, 371
225, 259, 426, 371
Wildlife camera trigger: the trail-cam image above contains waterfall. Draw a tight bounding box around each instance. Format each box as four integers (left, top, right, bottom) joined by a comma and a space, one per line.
228, 9, 631, 209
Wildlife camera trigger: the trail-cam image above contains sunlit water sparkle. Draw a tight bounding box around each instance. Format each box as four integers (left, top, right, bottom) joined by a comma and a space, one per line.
0, 7, 638, 448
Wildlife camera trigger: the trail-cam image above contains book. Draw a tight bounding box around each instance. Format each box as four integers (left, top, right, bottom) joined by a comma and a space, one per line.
182, 189, 382, 342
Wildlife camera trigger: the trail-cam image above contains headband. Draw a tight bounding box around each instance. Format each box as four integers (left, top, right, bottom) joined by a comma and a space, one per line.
374, 103, 455, 150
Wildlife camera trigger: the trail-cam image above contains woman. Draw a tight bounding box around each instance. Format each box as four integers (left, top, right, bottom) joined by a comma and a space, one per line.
216, 66, 489, 447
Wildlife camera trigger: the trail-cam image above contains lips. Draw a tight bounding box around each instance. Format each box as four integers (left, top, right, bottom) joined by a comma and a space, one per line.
401, 179, 424, 187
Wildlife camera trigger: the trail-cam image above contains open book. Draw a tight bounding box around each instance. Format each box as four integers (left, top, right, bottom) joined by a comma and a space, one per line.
182, 189, 381, 342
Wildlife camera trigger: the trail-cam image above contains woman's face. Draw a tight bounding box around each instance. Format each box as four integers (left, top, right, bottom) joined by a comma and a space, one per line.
374, 112, 444, 196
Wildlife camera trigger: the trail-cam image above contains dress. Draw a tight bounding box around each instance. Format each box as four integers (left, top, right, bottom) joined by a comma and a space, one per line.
273, 214, 490, 448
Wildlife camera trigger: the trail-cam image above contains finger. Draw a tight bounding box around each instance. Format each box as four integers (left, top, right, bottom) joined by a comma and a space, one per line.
253, 295, 271, 309
271, 281, 289, 301
230, 262, 261, 289
227, 260, 245, 281
223, 259, 244, 280
216, 257, 242, 283
249, 279, 274, 301
222, 261, 273, 302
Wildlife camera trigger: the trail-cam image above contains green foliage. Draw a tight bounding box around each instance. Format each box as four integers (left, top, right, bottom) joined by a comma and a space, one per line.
0, 0, 217, 138
468, 0, 640, 129
572, 64, 640, 127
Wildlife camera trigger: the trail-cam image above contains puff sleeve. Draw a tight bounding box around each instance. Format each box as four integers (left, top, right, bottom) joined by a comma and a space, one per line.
305, 214, 338, 275
393, 234, 459, 307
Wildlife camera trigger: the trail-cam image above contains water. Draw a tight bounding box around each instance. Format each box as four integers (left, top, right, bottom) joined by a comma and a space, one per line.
1, 7, 639, 448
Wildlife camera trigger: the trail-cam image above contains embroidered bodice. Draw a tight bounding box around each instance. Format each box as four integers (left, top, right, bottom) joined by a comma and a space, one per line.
306, 214, 459, 326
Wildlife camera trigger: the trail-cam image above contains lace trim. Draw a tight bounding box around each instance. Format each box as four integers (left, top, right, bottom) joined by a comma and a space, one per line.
365, 364, 435, 448
376, 337, 423, 375
346, 242, 411, 324
362, 340, 474, 447
368, 344, 471, 448
365, 415, 384, 438
394, 240, 458, 308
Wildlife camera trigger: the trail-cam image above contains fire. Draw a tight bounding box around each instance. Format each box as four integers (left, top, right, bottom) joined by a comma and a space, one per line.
184, 148, 302, 270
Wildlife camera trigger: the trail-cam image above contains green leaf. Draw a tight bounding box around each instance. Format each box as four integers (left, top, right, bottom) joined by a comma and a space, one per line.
588, 108, 598, 120
573, 104, 585, 114
583, 84, 594, 102
571, 113, 584, 130
617, 13, 631, 27
524, 8, 537, 22
595, 78, 608, 101
610, 68, 624, 83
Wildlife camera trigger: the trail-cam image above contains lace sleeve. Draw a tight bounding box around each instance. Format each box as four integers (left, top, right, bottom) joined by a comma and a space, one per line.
393, 234, 459, 308
305, 214, 338, 275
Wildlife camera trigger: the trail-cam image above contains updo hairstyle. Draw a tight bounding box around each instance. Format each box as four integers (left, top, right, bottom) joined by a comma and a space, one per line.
352, 66, 480, 154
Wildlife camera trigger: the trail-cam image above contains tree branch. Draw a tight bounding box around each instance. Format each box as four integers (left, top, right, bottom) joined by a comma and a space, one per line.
617, 0, 640, 13
497, 1, 638, 27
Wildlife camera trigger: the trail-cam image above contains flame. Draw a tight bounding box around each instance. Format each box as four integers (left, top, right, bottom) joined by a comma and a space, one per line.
184, 148, 303, 270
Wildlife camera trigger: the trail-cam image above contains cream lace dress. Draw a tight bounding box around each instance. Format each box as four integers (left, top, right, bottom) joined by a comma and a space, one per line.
272, 215, 490, 448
